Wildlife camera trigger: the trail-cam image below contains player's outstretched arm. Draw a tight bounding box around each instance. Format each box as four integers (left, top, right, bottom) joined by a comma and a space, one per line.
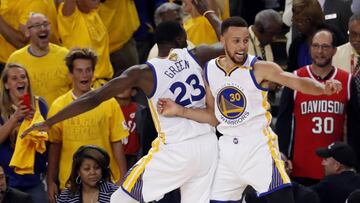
157, 84, 218, 126
254, 61, 342, 96
21, 64, 152, 137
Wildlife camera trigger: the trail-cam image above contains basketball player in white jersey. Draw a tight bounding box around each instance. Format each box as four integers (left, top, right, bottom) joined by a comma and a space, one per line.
157, 17, 342, 203
21, 1, 225, 202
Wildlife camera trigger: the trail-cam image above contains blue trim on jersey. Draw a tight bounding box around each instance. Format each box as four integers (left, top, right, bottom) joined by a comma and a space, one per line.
249, 70, 269, 91
258, 183, 292, 197
121, 186, 140, 201
210, 200, 242, 203
250, 56, 259, 67
146, 62, 157, 98
187, 49, 203, 68
204, 61, 209, 84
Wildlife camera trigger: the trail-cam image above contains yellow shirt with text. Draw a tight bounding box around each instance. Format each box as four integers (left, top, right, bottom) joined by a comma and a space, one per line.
7, 43, 71, 106
57, 3, 113, 81
48, 91, 129, 189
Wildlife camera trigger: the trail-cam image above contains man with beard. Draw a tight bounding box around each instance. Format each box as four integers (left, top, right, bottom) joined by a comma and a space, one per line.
156, 17, 342, 203
275, 29, 351, 186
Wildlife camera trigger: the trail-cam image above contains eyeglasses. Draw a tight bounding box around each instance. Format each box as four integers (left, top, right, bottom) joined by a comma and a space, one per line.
311, 43, 333, 51
27, 22, 50, 30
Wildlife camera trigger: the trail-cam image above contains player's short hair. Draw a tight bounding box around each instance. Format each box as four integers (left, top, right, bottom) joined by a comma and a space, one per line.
65, 48, 98, 73
221, 16, 248, 35
154, 21, 185, 45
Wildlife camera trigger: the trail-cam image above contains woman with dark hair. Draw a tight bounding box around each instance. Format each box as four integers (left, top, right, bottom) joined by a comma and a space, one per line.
56, 145, 118, 203
0, 63, 48, 202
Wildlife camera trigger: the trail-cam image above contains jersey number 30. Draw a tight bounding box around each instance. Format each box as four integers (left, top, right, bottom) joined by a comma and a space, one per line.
312, 117, 334, 134
170, 74, 206, 106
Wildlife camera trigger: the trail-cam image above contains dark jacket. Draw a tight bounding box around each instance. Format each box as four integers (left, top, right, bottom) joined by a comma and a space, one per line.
311, 171, 360, 203
245, 182, 320, 203
2, 187, 33, 203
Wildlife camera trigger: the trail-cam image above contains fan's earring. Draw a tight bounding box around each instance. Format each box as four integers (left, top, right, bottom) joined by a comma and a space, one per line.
76, 176, 82, 184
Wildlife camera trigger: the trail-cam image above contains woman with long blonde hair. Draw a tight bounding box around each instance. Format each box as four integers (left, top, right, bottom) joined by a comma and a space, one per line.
0, 63, 49, 202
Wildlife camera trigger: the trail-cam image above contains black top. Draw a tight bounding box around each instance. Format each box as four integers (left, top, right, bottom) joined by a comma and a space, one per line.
311, 171, 360, 203
2, 187, 33, 203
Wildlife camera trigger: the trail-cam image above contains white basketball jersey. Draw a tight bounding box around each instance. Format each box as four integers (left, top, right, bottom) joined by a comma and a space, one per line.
147, 48, 212, 143
205, 55, 271, 136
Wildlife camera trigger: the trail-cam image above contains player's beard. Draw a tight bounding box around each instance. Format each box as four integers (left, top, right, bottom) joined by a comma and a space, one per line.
313, 57, 332, 68
226, 47, 246, 65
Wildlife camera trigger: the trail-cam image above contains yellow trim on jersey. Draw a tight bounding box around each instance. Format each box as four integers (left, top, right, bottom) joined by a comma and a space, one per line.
261, 91, 290, 184
215, 56, 252, 76
122, 137, 161, 191
261, 91, 272, 121
263, 127, 291, 184
148, 99, 166, 143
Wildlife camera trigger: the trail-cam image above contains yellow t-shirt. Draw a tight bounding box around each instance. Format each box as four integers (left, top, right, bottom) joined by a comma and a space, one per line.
99, 0, 140, 53
222, 0, 230, 20
48, 91, 129, 189
7, 43, 71, 106
0, 0, 60, 63
183, 16, 218, 46
57, 3, 113, 81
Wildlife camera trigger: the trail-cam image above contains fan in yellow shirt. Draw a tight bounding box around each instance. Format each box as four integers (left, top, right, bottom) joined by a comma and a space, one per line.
182, 0, 222, 46
0, 0, 60, 65
99, 0, 140, 77
8, 13, 71, 106
46, 48, 129, 202
57, 0, 113, 87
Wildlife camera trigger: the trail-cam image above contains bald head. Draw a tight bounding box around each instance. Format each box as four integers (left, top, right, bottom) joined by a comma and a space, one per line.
26, 12, 48, 28
26, 12, 51, 51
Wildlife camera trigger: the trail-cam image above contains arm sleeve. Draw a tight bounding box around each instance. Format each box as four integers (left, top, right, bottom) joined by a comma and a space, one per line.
275, 87, 294, 157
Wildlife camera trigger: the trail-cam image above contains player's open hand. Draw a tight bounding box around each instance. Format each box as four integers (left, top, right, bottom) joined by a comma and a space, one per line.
157, 98, 183, 117
324, 79, 342, 95
21, 121, 50, 138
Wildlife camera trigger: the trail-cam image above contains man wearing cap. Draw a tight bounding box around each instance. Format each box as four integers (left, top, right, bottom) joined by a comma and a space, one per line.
311, 142, 360, 203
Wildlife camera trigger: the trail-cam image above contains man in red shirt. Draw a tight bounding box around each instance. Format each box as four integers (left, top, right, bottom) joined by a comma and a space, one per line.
276, 27, 351, 186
